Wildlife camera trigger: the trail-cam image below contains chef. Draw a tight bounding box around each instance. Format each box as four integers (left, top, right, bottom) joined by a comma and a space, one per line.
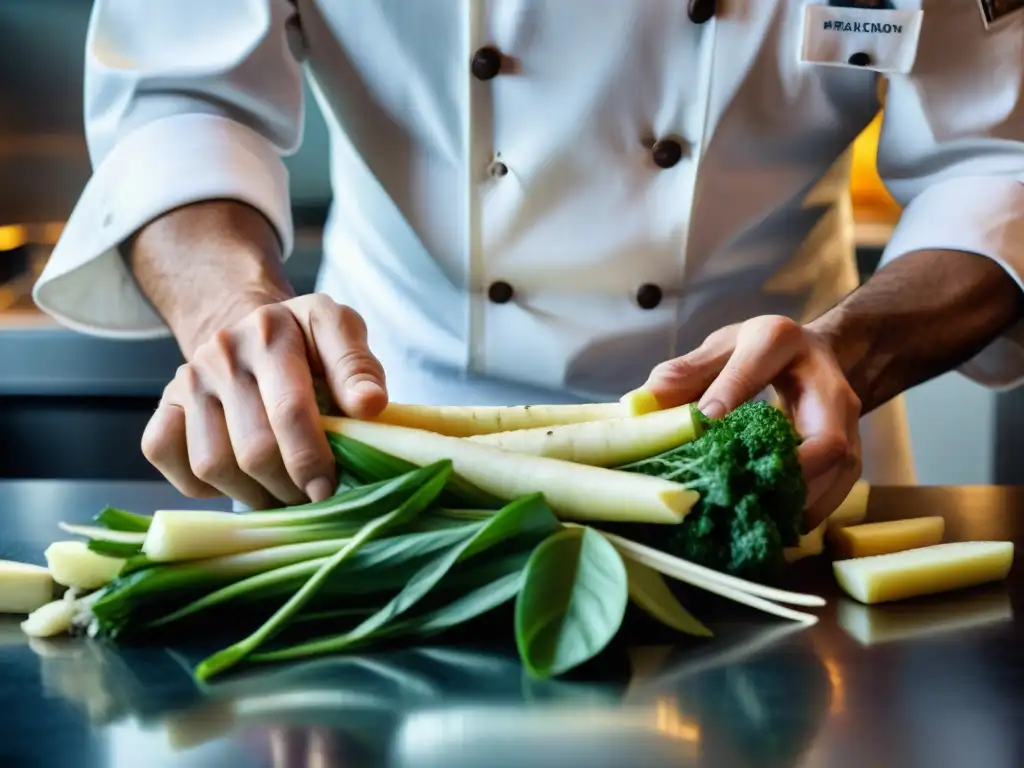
32, 0, 1024, 523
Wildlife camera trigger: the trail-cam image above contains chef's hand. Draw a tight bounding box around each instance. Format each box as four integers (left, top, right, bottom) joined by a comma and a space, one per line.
641, 315, 861, 529
141, 294, 388, 509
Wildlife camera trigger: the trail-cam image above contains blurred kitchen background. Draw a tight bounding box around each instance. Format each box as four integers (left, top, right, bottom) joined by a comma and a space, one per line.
0, 0, 1019, 484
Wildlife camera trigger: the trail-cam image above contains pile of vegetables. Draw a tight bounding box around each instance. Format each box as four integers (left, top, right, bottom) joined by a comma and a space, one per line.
4, 395, 840, 682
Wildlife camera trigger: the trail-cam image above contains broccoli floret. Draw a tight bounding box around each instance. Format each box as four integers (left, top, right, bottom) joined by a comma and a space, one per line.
614, 401, 803, 580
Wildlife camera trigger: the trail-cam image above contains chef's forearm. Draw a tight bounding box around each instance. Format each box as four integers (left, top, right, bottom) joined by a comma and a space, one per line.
810, 249, 1024, 414
127, 200, 295, 358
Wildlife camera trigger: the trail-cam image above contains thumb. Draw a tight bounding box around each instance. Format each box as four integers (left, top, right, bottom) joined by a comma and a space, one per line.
302, 298, 389, 419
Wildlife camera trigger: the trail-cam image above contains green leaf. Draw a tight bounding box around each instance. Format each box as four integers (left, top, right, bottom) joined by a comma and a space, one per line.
624, 559, 712, 637
250, 494, 560, 664
131, 526, 476, 631
515, 527, 629, 679
388, 556, 527, 639
87, 539, 143, 559
192, 461, 452, 681
327, 433, 503, 509
95, 506, 153, 532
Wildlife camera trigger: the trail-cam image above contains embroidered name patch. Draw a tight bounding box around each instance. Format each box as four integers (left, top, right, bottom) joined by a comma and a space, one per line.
821, 19, 905, 33
801, 4, 924, 74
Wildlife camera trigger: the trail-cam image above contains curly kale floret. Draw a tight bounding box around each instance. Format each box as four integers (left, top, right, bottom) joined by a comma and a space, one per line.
725, 403, 805, 547
614, 401, 803, 580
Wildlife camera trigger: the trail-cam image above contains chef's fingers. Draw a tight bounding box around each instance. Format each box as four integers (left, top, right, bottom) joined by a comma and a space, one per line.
141, 398, 219, 499
791, 373, 861, 486
219, 372, 307, 506
308, 301, 388, 419
641, 325, 738, 408
696, 316, 807, 419
183, 388, 278, 510
804, 455, 861, 532
804, 396, 863, 528
249, 338, 338, 504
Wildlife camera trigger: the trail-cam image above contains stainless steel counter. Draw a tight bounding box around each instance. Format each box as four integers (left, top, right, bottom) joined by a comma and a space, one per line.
1, 481, 1023, 767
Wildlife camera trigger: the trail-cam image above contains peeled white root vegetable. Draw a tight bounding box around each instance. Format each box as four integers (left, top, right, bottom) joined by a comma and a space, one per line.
21, 599, 76, 638
831, 516, 945, 559
369, 393, 661, 438
45, 542, 126, 590
833, 541, 1014, 605
619, 389, 662, 416
467, 404, 700, 467
0, 560, 54, 614
322, 417, 698, 524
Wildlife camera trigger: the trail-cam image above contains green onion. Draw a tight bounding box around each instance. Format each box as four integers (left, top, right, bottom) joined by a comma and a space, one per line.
192, 460, 453, 680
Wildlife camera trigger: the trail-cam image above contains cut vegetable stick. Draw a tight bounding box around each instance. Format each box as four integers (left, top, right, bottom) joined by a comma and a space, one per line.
828, 480, 870, 530
831, 517, 945, 559
369, 401, 638, 437
837, 588, 1012, 647
597, 529, 826, 607
322, 417, 698, 524
466, 404, 701, 466
45, 542, 126, 590
784, 519, 827, 563
620, 389, 663, 417
833, 541, 1014, 605
0, 560, 54, 614
21, 599, 76, 638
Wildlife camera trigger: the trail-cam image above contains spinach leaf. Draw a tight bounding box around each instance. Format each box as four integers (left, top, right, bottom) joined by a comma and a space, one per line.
515, 527, 628, 678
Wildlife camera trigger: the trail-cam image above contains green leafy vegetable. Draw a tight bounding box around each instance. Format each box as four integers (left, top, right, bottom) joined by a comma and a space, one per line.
616, 401, 804, 580
192, 460, 452, 680
249, 493, 561, 664
515, 527, 629, 679
128, 527, 476, 633
95, 506, 153, 532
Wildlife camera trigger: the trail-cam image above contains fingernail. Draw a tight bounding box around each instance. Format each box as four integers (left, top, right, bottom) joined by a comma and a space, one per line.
305, 477, 335, 503
349, 380, 384, 398
699, 399, 725, 419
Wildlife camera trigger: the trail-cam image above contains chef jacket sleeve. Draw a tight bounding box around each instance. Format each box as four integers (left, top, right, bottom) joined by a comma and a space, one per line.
31, 0, 303, 339
875, 10, 1024, 390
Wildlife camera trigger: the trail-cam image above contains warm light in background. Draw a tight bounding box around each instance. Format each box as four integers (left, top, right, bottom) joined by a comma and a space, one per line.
0, 222, 64, 252
654, 697, 702, 742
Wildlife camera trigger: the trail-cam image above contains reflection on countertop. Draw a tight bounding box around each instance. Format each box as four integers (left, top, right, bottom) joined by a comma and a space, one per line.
11, 623, 830, 768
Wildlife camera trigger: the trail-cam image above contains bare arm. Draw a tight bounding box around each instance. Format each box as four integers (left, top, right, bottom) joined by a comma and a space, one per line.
810, 249, 1024, 414
128, 200, 387, 509
127, 200, 295, 358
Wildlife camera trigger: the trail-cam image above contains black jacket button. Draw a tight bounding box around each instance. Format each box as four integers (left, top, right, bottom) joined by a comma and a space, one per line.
688, 0, 716, 24
488, 281, 514, 304
637, 283, 663, 310
652, 139, 683, 169
847, 52, 872, 67
472, 46, 503, 80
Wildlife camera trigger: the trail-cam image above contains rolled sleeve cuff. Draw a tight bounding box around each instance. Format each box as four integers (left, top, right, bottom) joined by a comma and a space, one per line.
33, 113, 293, 339
879, 175, 1024, 390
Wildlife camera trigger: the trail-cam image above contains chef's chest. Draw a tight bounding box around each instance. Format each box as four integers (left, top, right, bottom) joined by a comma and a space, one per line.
293, 0, 946, 164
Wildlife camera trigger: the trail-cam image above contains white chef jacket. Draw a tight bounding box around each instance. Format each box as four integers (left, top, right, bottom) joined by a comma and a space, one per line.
31, 0, 1024, 486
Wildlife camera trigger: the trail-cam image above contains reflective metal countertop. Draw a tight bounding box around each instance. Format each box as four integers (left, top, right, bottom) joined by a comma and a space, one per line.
2, 481, 1023, 768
